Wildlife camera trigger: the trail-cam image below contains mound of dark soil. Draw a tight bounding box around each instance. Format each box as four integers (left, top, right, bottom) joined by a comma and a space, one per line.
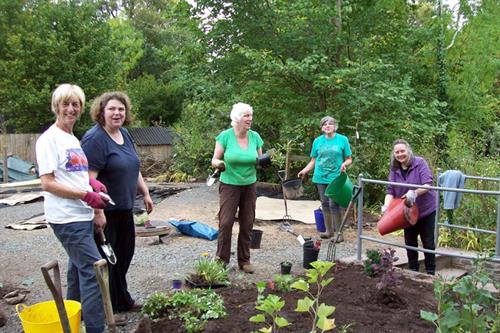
148, 263, 436, 333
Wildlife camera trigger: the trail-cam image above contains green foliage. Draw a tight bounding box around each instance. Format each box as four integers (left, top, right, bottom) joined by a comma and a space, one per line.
291, 261, 336, 332
249, 294, 291, 333
0, 0, 121, 133
363, 249, 382, 277
170, 101, 228, 177
436, 130, 499, 252
271, 274, 295, 293
141, 291, 169, 319
445, 0, 500, 156
420, 258, 500, 333
194, 256, 229, 286
0, 0, 497, 232
126, 74, 184, 126
143, 289, 227, 332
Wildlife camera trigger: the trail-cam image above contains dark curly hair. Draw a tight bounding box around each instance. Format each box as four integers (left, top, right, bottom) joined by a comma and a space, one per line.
90, 91, 133, 127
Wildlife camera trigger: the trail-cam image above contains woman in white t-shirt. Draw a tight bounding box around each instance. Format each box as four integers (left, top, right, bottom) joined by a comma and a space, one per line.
35, 84, 108, 333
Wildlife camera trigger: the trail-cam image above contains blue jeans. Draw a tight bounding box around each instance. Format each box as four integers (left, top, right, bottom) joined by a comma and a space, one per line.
316, 183, 342, 231
50, 221, 105, 333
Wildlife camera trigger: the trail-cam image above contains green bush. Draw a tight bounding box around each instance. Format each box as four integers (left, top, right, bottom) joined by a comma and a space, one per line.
142, 289, 227, 333
363, 249, 382, 277
141, 291, 169, 320
421, 257, 500, 332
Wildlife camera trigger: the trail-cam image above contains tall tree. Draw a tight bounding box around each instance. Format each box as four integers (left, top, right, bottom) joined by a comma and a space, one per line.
0, 0, 121, 134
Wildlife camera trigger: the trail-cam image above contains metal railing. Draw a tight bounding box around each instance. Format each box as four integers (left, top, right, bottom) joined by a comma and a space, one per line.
355, 173, 500, 262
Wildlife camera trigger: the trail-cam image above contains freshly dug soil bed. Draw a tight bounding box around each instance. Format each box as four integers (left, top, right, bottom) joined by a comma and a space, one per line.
149, 262, 436, 333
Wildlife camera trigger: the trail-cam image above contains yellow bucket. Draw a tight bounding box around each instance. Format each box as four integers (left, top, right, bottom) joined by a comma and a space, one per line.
16, 300, 81, 333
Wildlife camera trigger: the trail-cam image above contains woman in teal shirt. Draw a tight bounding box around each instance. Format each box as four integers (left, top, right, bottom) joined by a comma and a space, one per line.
211, 102, 263, 274
298, 116, 352, 241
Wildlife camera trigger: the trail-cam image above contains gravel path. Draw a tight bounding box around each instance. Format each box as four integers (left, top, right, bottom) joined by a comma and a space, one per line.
0, 183, 359, 332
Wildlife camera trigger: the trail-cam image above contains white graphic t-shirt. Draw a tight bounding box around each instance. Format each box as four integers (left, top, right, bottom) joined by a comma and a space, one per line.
36, 124, 94, 224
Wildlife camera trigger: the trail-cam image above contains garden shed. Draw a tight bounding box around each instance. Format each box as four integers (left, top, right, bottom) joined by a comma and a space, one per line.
128, 127, 174, 160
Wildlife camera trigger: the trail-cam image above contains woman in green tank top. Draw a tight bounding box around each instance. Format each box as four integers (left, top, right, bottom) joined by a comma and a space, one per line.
298, 116, 352, 242
211, 103, 263, 274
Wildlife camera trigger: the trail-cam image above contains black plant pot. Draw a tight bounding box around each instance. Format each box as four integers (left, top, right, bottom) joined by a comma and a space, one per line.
250, 229, 263, 249
303, 240, 319, 269
280, 262, 292, 275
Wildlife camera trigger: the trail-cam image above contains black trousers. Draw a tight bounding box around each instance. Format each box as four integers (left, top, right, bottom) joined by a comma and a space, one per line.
404, 211, 436, 274
96, 209, 135, 312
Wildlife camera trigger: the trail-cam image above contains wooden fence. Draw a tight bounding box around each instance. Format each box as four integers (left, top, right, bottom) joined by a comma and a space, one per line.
0, 133, 40, 163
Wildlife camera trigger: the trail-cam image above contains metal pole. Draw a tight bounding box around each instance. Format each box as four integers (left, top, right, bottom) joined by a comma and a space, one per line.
435, 168, 442, 244
356, 174, 364, 261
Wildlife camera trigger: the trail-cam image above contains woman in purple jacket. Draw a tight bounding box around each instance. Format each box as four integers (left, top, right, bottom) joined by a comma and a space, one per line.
382, 139, 436, 275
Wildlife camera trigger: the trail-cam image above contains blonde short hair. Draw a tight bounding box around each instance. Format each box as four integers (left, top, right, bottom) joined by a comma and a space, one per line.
51, 84, 85, 115
230, 102, 253, 127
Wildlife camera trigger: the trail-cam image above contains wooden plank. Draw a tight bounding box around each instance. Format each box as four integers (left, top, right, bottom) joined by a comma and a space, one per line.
0, 178, 41, 189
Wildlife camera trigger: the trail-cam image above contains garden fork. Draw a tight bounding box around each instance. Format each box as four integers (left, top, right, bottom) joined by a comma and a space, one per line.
326, 186, 361, 261
277, 170, 306, 243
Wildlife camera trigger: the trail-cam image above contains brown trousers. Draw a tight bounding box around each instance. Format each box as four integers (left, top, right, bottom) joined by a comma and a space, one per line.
217, 182, 256, 266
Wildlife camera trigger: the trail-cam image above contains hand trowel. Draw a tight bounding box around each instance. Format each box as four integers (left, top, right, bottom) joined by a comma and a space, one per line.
206, 169, 221, 187
98, 231, 117, 265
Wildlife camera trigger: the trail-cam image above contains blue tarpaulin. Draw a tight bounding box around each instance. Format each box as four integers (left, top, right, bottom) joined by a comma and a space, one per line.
0, 156, 37, 182
169, 219, 218, 241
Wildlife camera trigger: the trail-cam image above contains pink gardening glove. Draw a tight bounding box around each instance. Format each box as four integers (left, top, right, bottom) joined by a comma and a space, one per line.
89, 178, 107, 193
82, 191, 107, 209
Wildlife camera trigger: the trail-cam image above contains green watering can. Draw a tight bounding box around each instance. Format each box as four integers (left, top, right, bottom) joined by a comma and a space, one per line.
325, 172, 353, 208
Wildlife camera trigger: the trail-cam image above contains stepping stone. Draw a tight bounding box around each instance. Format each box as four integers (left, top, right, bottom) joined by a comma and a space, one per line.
436, 268, 468, 280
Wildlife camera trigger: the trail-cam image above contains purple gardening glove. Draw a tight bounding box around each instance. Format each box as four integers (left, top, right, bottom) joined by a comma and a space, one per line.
89, 178, 107, 193
82, 191, 107, 209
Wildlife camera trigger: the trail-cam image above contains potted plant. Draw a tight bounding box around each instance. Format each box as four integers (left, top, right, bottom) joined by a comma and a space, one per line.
280, 261, 292, 275
186, 254, 230, 288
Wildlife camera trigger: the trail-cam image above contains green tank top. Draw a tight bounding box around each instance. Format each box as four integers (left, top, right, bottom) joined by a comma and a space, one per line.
216, 128, 264, 185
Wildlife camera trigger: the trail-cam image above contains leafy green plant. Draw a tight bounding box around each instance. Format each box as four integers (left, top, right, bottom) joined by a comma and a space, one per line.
363, 249, 382, 277
143, 289, 227, 332
420, 258, 500, 333
291, 260, 336, 332
338, 322, 356, 333
194, 256, 229, 286
272, 274, 295, 293
254, 280, 268, 304
249, 293, 291, 333
141, 291, 170, 320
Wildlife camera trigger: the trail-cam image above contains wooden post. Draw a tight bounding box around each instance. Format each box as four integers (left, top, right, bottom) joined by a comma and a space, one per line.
1, 116, 8, 183
284, 140, 292, 180
2, 147, 8, 183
